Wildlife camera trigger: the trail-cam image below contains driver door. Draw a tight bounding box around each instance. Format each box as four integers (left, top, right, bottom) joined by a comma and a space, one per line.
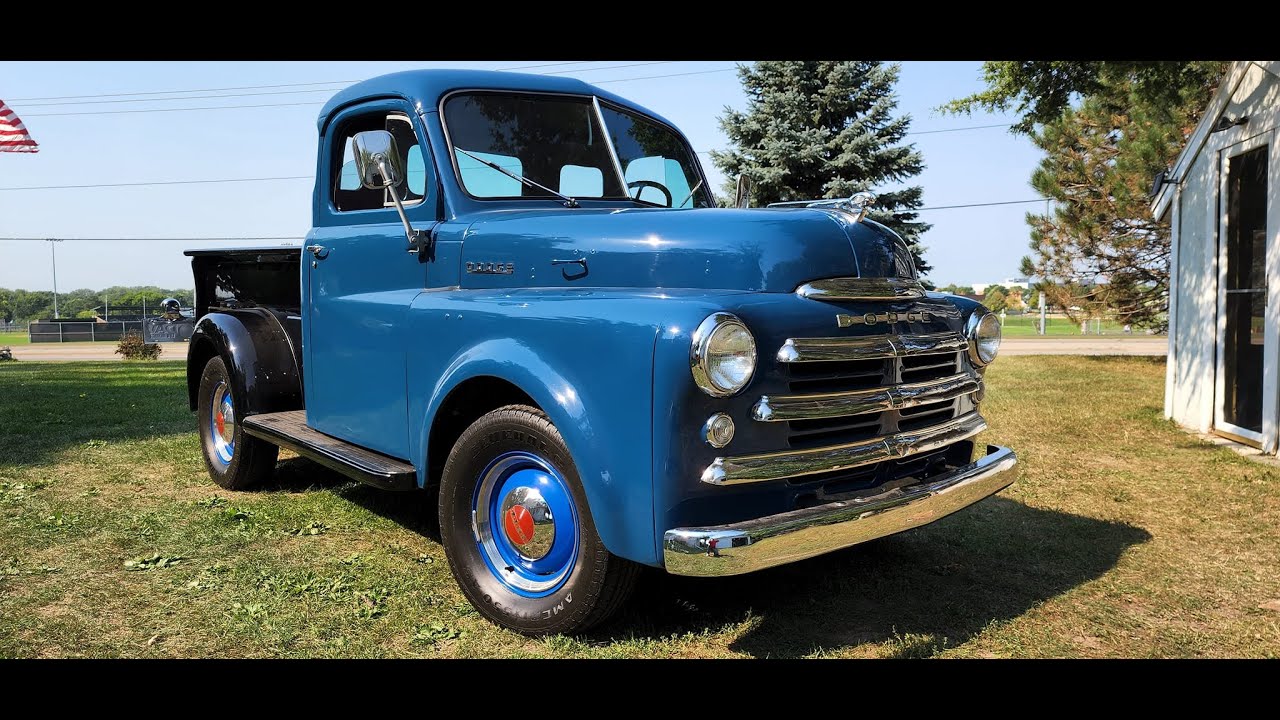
302, 100, 438, 459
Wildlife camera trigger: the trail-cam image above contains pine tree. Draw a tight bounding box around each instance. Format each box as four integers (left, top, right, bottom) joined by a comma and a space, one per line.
712, 61, 932, 275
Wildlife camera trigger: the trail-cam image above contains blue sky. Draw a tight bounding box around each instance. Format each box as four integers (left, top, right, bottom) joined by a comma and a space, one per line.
0, 60, 1042, 291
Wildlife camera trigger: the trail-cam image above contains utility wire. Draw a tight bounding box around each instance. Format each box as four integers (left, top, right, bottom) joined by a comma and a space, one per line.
907, 122, 1011, 135
16, 62, 684, 107
0, 120, 1018, 192
0, 176, 313, 191
693, 122, 1015, 156
0, 236, 300, 242
6, 60, 617, 102
21, 67, 739, 118
24, 101, 329, 118
915, 198, 1045, 211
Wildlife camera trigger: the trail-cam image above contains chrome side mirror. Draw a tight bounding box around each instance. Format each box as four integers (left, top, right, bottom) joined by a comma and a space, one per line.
734, 174, 752, 209
352, 130, 404, 190
350, 130, 429, 258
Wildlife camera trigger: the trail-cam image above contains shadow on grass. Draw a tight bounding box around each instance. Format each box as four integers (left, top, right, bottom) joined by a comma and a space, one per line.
0, 362, 194, 467
302, 444, 1149, 656
270, 456, 441, 540
598, 496, 1150, 657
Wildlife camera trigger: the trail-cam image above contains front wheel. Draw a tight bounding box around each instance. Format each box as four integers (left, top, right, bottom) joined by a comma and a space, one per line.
439, 405, 639, 635
196, 356, 278, 490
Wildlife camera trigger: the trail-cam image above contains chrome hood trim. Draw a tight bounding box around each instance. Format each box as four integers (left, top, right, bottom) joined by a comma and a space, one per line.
796, 277, 925, 302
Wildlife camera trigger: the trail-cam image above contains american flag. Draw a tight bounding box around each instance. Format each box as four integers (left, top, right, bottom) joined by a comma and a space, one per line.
0, 99, 39, 153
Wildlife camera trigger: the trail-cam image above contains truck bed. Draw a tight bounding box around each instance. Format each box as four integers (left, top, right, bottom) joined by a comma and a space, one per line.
184, 246, 302, 318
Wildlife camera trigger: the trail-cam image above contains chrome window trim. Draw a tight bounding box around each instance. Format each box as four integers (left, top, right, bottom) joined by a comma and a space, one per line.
753, 372, 979, 422
329, 107, 428, 214
776, 331, 965, 363
690, 312, 755, 398
592, 96, 628, 195
700, 411, 987, 486
795, 277, 926, 301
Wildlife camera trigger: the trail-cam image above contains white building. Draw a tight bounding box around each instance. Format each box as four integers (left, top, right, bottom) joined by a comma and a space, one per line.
1153, 61, 1280, 453
970, 278, 1031, 296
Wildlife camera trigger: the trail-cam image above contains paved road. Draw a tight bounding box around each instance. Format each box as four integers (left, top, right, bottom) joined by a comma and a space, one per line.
5, 336, 1168, 361
6, 343, 181, 362
1000, 336, 1167, 356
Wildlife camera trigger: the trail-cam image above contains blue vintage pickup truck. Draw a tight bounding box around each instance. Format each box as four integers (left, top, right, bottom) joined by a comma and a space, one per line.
184, 69, 1016, 634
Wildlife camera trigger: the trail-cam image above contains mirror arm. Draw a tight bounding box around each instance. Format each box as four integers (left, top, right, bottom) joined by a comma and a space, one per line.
378, 158, 432, 259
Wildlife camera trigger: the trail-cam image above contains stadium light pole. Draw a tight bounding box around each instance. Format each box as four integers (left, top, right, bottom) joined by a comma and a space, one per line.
48, 238, 63, 319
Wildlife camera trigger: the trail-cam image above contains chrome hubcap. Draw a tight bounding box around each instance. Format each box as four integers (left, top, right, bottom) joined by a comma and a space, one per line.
499, 486, 555, 560
210, 380, 235, 466
472, 451, 579, 597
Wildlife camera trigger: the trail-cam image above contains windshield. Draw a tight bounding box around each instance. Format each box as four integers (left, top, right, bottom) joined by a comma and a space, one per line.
442, 91, 710, 208
443, 92, 627, 201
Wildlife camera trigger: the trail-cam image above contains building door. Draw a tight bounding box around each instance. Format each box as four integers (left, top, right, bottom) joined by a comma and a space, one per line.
1216, 140, 1269, 445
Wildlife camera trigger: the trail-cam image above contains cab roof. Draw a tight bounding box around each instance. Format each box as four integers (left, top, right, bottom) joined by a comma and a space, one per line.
317, 69, 679, 133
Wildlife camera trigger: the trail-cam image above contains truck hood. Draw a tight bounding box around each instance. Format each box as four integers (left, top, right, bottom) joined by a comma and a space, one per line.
455, 207, 918, 292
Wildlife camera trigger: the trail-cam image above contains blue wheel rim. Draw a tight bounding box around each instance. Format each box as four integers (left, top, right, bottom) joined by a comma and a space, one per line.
210, 380, 235, 467
472, 451, 579, 598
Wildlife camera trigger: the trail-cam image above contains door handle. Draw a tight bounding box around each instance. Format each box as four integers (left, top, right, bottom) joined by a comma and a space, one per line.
307, 244, 329, 259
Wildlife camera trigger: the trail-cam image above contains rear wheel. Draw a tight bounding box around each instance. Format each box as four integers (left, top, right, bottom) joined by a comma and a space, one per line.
197, 356, 278, 490
439, 405, 639, 635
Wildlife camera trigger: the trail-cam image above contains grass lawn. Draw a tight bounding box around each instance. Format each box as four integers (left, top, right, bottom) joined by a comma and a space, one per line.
1, 357, 1278, 658
0, 331, 29, 346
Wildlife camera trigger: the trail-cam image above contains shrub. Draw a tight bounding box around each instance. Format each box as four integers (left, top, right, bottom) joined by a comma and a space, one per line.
115, 331, 162, 360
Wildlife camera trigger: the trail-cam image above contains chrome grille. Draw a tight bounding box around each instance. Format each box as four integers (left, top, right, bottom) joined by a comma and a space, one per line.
773, 332, 966, 449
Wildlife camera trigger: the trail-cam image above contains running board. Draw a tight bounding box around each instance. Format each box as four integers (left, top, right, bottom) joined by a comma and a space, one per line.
241, 410, 418, 491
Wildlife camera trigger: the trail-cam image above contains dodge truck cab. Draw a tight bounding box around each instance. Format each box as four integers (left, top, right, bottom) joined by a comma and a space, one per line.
184, 69, 1017, 635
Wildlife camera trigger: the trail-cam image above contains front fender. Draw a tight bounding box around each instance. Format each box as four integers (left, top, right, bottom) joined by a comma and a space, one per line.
186, 310, 303, 416
406, 289, 746, 566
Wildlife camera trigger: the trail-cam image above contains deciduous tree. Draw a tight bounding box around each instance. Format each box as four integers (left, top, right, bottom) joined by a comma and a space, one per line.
945, 62, 1226, 330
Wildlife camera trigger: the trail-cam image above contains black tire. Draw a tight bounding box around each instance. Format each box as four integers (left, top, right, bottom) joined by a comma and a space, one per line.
439, 404, 640, 635
196, 356, 278, 490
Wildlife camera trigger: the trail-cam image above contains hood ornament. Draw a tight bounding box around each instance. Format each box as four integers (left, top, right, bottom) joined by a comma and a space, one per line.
765, 191, 877, 223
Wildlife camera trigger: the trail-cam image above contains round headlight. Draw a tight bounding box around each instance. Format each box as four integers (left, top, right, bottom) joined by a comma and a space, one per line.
691, 313, 757, 397
966, 311, 1002, 366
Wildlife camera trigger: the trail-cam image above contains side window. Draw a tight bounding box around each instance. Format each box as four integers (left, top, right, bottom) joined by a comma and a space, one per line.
599, 104, 710, 208
333, 112, 429, 212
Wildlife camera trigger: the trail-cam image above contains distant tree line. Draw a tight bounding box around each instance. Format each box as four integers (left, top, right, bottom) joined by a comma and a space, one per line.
0, 286, 195, 324
936, 283, 1032, 314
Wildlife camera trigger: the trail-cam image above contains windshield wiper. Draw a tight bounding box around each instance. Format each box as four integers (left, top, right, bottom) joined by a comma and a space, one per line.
454, 147, 580, 208
676, 178, 704, 209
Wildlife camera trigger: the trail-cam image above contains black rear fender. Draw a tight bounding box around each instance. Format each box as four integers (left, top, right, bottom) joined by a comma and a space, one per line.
186, 309, 303, 416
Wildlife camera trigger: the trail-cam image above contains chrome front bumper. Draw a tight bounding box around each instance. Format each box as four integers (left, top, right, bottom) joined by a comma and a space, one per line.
663, 444, 1017, 577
